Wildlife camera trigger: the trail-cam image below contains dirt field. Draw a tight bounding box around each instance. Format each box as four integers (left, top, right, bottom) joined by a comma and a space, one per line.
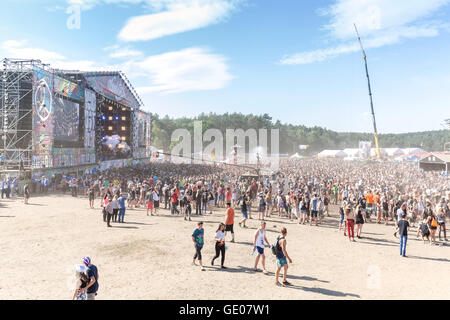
0, 194, 449, 300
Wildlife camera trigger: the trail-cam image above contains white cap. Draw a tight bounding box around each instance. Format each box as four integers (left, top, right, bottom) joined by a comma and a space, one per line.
75, 264, 86, 273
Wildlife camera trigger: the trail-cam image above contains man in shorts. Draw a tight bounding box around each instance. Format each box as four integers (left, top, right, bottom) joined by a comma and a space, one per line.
309, 194, 319, 226
253, 221, 270, 274
225, 202, 235, 242
275, 227, 292, 286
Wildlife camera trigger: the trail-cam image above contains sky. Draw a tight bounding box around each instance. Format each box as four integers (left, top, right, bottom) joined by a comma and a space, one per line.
1, 0, 450, 133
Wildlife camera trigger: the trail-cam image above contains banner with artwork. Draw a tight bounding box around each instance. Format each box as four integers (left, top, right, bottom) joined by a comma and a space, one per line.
84, 73, 140, 109
32, 67, 55, 168
54, 76, 85, 101
135, 111, 152, 158
84, 89, 96, 149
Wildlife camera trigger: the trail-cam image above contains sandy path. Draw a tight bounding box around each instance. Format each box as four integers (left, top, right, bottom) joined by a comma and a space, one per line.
0, 195, 449, 300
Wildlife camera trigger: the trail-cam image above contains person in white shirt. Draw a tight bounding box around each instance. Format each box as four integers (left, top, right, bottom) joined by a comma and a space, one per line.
211, 223, 227, 269
253, 221, 270, 273
153, 189, 160, 215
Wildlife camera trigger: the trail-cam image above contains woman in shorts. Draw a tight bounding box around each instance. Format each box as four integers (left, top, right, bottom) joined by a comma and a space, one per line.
87, 187, 95, 209
427, 213, 438, 245
355, 205, 365, 239
24, 183, 30, 204
436, 208, 447, 241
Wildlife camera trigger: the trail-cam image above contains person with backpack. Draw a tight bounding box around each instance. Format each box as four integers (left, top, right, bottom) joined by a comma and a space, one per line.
253, 221, 270, 274
417, 217, 431, 243
273, 227, 292, 286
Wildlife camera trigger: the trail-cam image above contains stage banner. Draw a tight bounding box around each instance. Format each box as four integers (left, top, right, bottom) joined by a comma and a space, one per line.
132, 110, 139, 158
84, 74, 139, 109
32, 67, 55, 169
54, 76, 85, 101
84, 89, 96, 150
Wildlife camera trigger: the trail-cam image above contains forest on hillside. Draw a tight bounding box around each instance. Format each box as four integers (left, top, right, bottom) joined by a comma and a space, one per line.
151, 113, 450, 155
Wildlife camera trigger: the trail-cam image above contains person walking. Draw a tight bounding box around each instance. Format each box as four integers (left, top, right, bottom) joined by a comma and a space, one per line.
117, 193, 126, 223
77, 257, 99, 300
23, 183, 30, 204
355, 205, 366, 239
395, 212, 410, 257
211, 223, 227, 269
87, 187, 95, 209
153, 188, 160, 215
436, 208, 448, 241
345, 206, 356, 242
111, 195, 119, 222
225, 202, 235, 242
192, 222, 205, 271
274, 227, 292, 286
253, 221, 270, 274
72, 264, 88, 300
105, 198, 113, 227
238, 194, 249, 228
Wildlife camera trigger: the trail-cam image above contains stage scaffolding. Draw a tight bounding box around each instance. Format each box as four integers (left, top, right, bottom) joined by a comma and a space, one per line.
0, 58, 49, 173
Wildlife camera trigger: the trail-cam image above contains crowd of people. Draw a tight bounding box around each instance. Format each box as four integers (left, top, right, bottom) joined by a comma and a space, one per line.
2, 158, 449, 292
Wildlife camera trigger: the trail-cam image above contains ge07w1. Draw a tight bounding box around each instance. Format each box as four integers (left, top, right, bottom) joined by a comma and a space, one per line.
223, 305, 269, 315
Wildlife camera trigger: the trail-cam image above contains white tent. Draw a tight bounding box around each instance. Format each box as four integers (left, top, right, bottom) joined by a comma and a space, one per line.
290, 153, 303, 159
318, 150, 347, 159
402, 147, 426, 155
343, 148, 360, 157
383, 148, 404, 157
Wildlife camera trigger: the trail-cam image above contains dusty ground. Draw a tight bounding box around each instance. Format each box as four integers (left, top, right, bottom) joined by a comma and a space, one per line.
0, 194, 449, 300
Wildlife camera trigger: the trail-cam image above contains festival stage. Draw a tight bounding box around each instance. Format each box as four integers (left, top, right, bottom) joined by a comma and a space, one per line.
0, 59, 152, 177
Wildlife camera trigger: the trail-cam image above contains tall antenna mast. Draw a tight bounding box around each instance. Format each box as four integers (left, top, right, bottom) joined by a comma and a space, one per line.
354, 23, 381, 159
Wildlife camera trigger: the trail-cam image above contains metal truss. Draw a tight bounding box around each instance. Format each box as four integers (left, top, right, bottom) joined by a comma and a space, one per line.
0, 58, 49, 172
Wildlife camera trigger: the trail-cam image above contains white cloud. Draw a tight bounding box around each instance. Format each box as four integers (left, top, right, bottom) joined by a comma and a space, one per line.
1, 40, 66, 61
282, 0, 450, 65
1, 41, 232, 94
132, 47, 233, 94
0, 40, 105, 71
118, 0, 239, 42
281, 25, 440, 65
67, 0, 144, 10
108, 47, 143, 58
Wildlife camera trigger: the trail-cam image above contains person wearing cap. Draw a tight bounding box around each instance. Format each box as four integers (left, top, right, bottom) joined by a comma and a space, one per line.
77, 257, 99, 300
72, 264, 88, 300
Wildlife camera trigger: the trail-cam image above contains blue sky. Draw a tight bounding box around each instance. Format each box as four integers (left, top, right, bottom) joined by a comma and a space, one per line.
1, 0, 450, 133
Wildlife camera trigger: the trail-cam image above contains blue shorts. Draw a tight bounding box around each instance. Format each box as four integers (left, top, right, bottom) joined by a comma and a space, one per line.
276, 257, 287, 268
256, 246, 264, 255
242, 211, 248, 219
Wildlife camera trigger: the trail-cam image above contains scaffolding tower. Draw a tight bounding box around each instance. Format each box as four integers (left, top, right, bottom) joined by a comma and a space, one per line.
0, 58, 48, 173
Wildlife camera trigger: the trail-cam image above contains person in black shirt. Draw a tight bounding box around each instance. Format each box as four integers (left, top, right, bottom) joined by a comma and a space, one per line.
238, 194, 249, 228
395, 213, 410, 257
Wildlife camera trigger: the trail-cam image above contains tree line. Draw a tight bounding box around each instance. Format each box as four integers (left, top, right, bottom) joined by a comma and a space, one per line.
151, 112, 450, 155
